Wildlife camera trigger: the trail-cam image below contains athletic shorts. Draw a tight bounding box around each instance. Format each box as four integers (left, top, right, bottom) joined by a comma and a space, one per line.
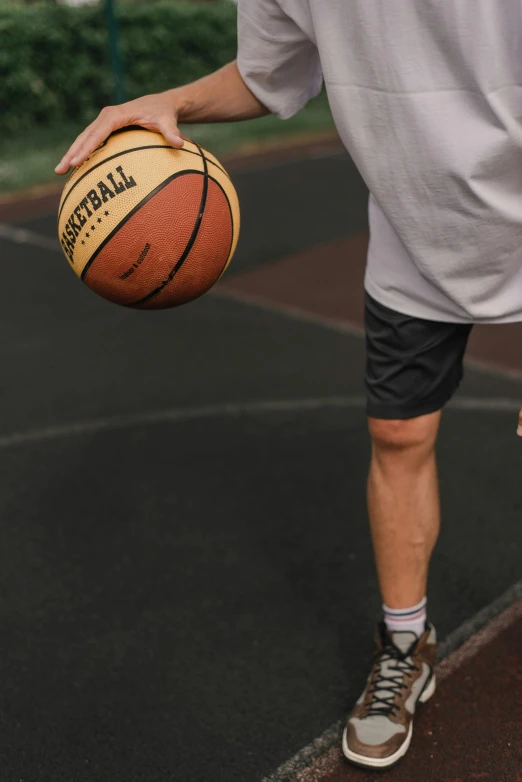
364, 291, 473, 420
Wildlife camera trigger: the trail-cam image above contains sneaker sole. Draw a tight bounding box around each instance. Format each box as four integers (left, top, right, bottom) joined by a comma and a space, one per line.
342, 673, 436, 769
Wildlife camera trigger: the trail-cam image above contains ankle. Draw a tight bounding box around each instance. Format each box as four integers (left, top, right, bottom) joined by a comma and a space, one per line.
383, 596, 428, 637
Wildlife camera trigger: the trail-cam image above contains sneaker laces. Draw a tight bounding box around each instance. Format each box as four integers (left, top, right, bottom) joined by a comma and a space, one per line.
362, 635, 419, 718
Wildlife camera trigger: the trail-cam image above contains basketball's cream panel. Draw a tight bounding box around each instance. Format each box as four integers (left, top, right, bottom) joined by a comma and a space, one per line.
209, 166, 240, 275
57, 128, 191, 212
58, 144, 206, 277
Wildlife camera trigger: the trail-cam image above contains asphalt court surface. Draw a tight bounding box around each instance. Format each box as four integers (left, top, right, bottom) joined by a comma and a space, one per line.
0, 146, 520, 781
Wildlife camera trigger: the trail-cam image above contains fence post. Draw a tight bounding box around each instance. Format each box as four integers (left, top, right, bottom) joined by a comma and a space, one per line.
105, 0, 126, 104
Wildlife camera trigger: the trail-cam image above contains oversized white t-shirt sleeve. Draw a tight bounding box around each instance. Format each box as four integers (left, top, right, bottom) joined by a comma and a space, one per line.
237, 0, 323, 120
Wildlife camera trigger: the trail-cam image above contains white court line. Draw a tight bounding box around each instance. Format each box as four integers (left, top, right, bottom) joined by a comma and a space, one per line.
0, 222, 61, 252
0, 394, 519, 451
262, 580, 522, 782
449, 396, 521, 412
0, 397, 361, 449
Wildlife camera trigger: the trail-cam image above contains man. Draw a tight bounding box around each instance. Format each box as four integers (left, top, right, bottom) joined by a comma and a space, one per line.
56, 0, 522, 770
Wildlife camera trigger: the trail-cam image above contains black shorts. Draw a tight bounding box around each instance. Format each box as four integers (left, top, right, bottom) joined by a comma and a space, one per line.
364, 291, 473, 420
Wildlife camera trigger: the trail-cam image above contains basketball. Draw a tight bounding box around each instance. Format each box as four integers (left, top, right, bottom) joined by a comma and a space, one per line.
57, 127, 240, 309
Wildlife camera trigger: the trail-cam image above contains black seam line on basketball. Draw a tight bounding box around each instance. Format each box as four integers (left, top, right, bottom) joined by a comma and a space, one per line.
57, 145, 226, 223
125, 171, 233, 300
170, 146, 230, 181
128, 171, 233, 307
105, 127, 231, 179
109, 125, 148, 136
128, 144, 209, 307
80, 169, 204, 281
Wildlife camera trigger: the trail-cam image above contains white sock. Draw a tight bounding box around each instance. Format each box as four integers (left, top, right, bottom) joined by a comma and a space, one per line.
383, 596, 428, 638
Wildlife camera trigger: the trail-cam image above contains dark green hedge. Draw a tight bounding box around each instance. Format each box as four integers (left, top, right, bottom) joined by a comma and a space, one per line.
0, 1, 237, 135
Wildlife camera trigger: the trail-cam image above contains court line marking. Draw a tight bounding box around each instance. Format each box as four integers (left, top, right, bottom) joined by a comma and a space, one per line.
0, 222, 61, 252
1, 220, 521, 382
261, 580, 522, 782
0, 394, 519, 451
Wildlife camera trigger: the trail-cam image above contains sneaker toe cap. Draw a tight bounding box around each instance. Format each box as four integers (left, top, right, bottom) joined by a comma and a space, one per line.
345, 718, 408, 760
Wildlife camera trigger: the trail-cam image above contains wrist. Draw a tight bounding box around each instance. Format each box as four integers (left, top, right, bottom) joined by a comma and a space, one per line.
165, 87, 192, 123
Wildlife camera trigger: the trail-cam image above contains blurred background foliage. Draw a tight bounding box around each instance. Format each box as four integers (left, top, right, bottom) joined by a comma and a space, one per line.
0, 0, 334, 195
0, 1, 237, 134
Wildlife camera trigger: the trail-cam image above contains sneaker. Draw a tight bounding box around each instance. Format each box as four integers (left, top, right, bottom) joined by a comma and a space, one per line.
342, 620, 436, 769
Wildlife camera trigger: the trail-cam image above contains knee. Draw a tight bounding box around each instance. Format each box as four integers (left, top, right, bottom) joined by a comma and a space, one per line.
368, 413, 440, 453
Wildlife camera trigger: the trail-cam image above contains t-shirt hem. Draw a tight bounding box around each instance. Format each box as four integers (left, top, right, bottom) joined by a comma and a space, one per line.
364, 275, 522, 325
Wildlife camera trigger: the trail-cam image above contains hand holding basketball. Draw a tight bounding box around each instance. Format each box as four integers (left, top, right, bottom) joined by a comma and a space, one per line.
57, 127, 239, 309
54, 64, 269, 310
55, 91, 184, 175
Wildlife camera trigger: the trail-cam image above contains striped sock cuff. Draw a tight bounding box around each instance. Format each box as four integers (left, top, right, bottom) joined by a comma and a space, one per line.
383, 596, 428, 626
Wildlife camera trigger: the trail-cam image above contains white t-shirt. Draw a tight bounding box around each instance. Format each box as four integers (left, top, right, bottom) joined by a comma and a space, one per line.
237, 0, 522, 323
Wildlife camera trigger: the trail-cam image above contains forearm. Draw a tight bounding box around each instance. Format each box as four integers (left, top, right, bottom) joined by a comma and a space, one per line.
56, 60, 269, 173
169, 60, 270, 124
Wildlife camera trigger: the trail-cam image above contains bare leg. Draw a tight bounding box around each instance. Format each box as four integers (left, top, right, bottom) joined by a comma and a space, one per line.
367, 411, 441, 608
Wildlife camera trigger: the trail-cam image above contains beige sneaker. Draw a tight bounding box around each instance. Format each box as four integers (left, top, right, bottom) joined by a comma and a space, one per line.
342, 621, 436, 769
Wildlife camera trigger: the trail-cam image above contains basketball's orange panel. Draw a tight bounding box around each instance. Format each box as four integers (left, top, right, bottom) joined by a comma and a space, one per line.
83, 174, 203, 306
135, 177, 233, 310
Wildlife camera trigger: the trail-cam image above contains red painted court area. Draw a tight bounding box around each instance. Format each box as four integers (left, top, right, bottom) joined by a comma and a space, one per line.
288, 602, 522, 782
